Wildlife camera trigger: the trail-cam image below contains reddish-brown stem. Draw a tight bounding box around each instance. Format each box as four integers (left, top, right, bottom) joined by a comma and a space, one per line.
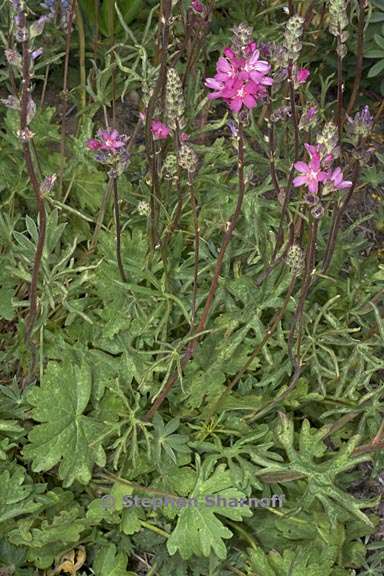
19, 13, 46, 366
245, 363, 302, 423
346, 0, 366, 115
59, 0, 76, 194
143, 120, 246, 420
144, 0, 172, 249
303, 0, 316, 31
205, 270, 298, 420
182, 1, 215, 89
163, 124, 185, 245
267, 99, 281, 199
273, 62, 299, 258
288, 213, 318, 365
112, 177, 127, 283
322, 161, 360, 273
336, 36, 343, 143
187, 171, 199, 326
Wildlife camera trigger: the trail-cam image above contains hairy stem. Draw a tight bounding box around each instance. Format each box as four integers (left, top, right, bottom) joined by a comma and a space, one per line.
19, 13, 46, 370
144, 0, 172, 249
59, 0, 76, 194
143, 119, 246, 421
89, 177, 113, 251
112, 177, 127, 283
187, 170, 200, 326
288, 213, 318, 365
346, 0, 366, 114
163, 124, 184, 245
205, 270, 298, 420
322, 161, 360, 272
273, 62, 299, 257
336, 36, 343, 143
75, 1, 87, 111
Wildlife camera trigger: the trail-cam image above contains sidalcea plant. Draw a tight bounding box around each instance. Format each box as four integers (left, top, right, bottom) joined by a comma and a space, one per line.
144, 23, 273, 420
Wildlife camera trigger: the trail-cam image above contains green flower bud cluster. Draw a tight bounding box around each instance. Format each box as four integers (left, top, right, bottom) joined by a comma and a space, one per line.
318, 121, 339, 157
178, 145, 198, 174
286, 244, 304, 274
231, 23, 253, 55
166, 68, 185, 130
162, 154, 178, 182
137, 200, 150, 216
328, 0, 349, 57
284, 16, 304, 62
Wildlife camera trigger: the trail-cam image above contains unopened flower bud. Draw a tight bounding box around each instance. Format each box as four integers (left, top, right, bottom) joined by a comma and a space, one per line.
329, 0, 349, 38
40, 174, 57, 195
162, 154, 178, 181
1, 95, 20, 110
311, 203, 325, 219
286, 244, 304, 274
317, 121, 339, 157
18, 127, 34, 142
231, 23, 253, 55
347, 105, 373, 141
5, 48, 22, 67
137, 200, 150, 216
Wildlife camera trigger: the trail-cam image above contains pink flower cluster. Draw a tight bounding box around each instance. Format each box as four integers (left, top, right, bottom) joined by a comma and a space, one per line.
87, 129, 127, 154
151, 120, 170, 140
205, 44, 273, 113
86, 128, 130, 175
293, 144, 352, 217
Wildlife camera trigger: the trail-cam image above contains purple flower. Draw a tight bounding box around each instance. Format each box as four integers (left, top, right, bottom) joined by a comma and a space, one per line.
347, 105, 374, 140
299, 105, 317, 131
191, 0, 204, 14
40, 174, 57, 194
151, 120, 170, 140
325, 167, 352, 190
87, 129, 127, 153
243, 49, 272, 83
227, 120, 239, 137
31, 48, 43, 60
87, 128, 130, 175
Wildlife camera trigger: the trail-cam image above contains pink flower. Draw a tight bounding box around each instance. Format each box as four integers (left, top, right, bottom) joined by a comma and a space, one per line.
295, 68, 310, 85
86, 138, 101, 151
326, 167, 352, 190
222, 78, 265, 112
205, 37, 273, 113
215, 53, 240, 86
151, 120, 170, 140
180, 132, 189, 142
293, 150, 328, 194
205, 77, 226, 99
243, 49, 272, 84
